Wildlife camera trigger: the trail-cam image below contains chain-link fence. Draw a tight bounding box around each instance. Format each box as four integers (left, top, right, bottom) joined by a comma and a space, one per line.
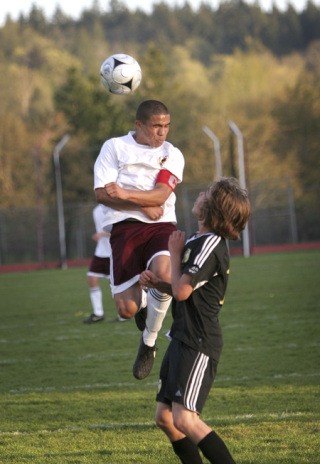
0, 180, 319, 266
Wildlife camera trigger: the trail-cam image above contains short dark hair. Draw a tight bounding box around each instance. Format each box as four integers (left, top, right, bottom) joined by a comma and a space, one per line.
136, 100, 169, 123
200, 177, 251, 240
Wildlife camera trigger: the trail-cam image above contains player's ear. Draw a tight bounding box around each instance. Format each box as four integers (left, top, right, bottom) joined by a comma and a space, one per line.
135, 120, 143, 129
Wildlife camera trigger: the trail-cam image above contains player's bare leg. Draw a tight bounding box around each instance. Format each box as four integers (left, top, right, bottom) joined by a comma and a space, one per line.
171, 403, 236, 464
155, 402, 204, 464
113, 283, 142, 319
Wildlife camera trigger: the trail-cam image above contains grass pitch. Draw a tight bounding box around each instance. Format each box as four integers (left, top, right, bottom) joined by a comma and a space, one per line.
0, 250, 319, 463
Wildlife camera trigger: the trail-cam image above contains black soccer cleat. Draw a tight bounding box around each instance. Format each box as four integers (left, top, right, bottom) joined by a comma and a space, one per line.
133, 337, 157, 380
83, 314, 104, 324
134, 306, 147, 331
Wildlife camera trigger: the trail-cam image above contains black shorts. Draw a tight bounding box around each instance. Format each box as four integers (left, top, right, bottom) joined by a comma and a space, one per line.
156, 338, 218, 414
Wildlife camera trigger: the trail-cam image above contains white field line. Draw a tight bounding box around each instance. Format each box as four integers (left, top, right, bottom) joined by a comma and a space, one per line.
6, 371, 320, 394
0, 330, 138, 344
0, 422, 156, 436
8, 380, 158, 393
1, 335, 319, 349
0, 412, 316, 437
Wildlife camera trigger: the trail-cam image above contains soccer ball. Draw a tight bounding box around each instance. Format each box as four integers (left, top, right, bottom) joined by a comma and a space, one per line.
100, 54, 142, 95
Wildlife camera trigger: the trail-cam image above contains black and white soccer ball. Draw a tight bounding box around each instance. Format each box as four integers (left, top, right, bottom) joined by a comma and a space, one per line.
100, 54, 142, 95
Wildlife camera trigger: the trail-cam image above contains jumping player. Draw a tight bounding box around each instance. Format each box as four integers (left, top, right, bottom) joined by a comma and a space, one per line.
94, 100, 185, 380
139, 177, 251, 463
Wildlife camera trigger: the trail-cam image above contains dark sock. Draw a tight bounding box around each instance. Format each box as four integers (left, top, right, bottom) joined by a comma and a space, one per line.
198, 430, 236, 464
172, 436, 203, 464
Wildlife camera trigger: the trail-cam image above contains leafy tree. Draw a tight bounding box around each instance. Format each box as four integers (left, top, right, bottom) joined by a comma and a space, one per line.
51, 6, 72, 27
162, 46, 216, 183
271, 47, 320, 240
277, 5, 303, 54
213, 0, 264, 53
139, 43, 168, 97
28, 5, 48, 34
300, 1, 320, 46
53, 66, 134, 201
0, 112, 35, 207
54, 67, 126, 141
202, 47, 305, 183
272, 55, 320, 189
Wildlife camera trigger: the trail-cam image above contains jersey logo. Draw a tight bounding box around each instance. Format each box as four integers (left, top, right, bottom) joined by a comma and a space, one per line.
189, 265, 199, 274
182, 248, 191, 263
159, 155, 168, 166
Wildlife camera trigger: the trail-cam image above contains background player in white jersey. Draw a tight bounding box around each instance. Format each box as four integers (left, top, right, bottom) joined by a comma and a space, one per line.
139, 178, 251, 464
83, 205, 127, 324
94, 100, 185, 380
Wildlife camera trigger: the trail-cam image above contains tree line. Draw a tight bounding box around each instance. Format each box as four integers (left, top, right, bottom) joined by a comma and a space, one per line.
0, 0, 319, 235
4, 0, 320, 58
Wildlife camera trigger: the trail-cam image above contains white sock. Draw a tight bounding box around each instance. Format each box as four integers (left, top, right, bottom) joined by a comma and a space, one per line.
143, 288, 172, 347
139, 289, 147, 310
89, 287, 104, 316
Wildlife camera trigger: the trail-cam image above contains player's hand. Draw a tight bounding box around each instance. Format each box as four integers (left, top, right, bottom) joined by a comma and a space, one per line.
92, 232, 100, 242
139, 270, 159, 289
105, 182, 128, 199
92, 231, 110, 242
168, 230, 186, 255
141, 206, 164, 220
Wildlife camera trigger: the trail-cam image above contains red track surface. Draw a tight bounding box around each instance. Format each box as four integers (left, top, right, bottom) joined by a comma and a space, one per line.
1, 242, 320, 274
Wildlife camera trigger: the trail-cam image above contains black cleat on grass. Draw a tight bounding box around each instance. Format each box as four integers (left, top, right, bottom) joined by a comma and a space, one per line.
134, 306, 147, 331
83, 314, 104, 324
133, 337, 157, 380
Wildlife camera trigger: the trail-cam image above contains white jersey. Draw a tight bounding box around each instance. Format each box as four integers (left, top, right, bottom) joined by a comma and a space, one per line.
94, 131, 184, 227
92, 205, 111, 258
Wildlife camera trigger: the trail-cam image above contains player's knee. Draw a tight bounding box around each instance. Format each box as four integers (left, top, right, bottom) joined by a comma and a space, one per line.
155, 410, 169, 431
118, 309, 132, 319
172, 414, 188, 435
116, 299, 137, 319
150, 256, 171, 283
154, 268, 171, 284
117, 306, 134, 319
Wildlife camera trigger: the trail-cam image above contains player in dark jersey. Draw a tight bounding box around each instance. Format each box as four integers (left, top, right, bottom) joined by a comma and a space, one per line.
139, 177, 251, 464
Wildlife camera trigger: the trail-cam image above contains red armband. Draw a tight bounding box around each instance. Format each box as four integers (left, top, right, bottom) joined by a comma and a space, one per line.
156, 170, 178, 191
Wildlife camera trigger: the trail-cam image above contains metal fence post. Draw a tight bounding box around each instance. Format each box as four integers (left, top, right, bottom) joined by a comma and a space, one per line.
228, 120, 250, 257
53, 134, 70, 269
202, 126, 223, 179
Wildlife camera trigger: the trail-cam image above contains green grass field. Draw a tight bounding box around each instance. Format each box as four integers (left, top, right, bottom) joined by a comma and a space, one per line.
0, 250, 319, 464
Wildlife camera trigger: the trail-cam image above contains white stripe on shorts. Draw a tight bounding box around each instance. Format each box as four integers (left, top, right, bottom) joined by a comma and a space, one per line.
185, 352, 209, 411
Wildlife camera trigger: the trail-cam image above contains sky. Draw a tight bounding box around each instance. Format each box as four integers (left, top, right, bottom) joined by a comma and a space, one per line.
0, 0, 316, 26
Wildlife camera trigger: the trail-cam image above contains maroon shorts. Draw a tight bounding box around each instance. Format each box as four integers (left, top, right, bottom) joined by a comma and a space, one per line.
87, 255, 110, 277
110, 221, 176, 287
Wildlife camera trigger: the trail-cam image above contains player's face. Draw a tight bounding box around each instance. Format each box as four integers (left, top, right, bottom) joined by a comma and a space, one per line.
134, 114, 171, 148
192, 191, 207, 218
